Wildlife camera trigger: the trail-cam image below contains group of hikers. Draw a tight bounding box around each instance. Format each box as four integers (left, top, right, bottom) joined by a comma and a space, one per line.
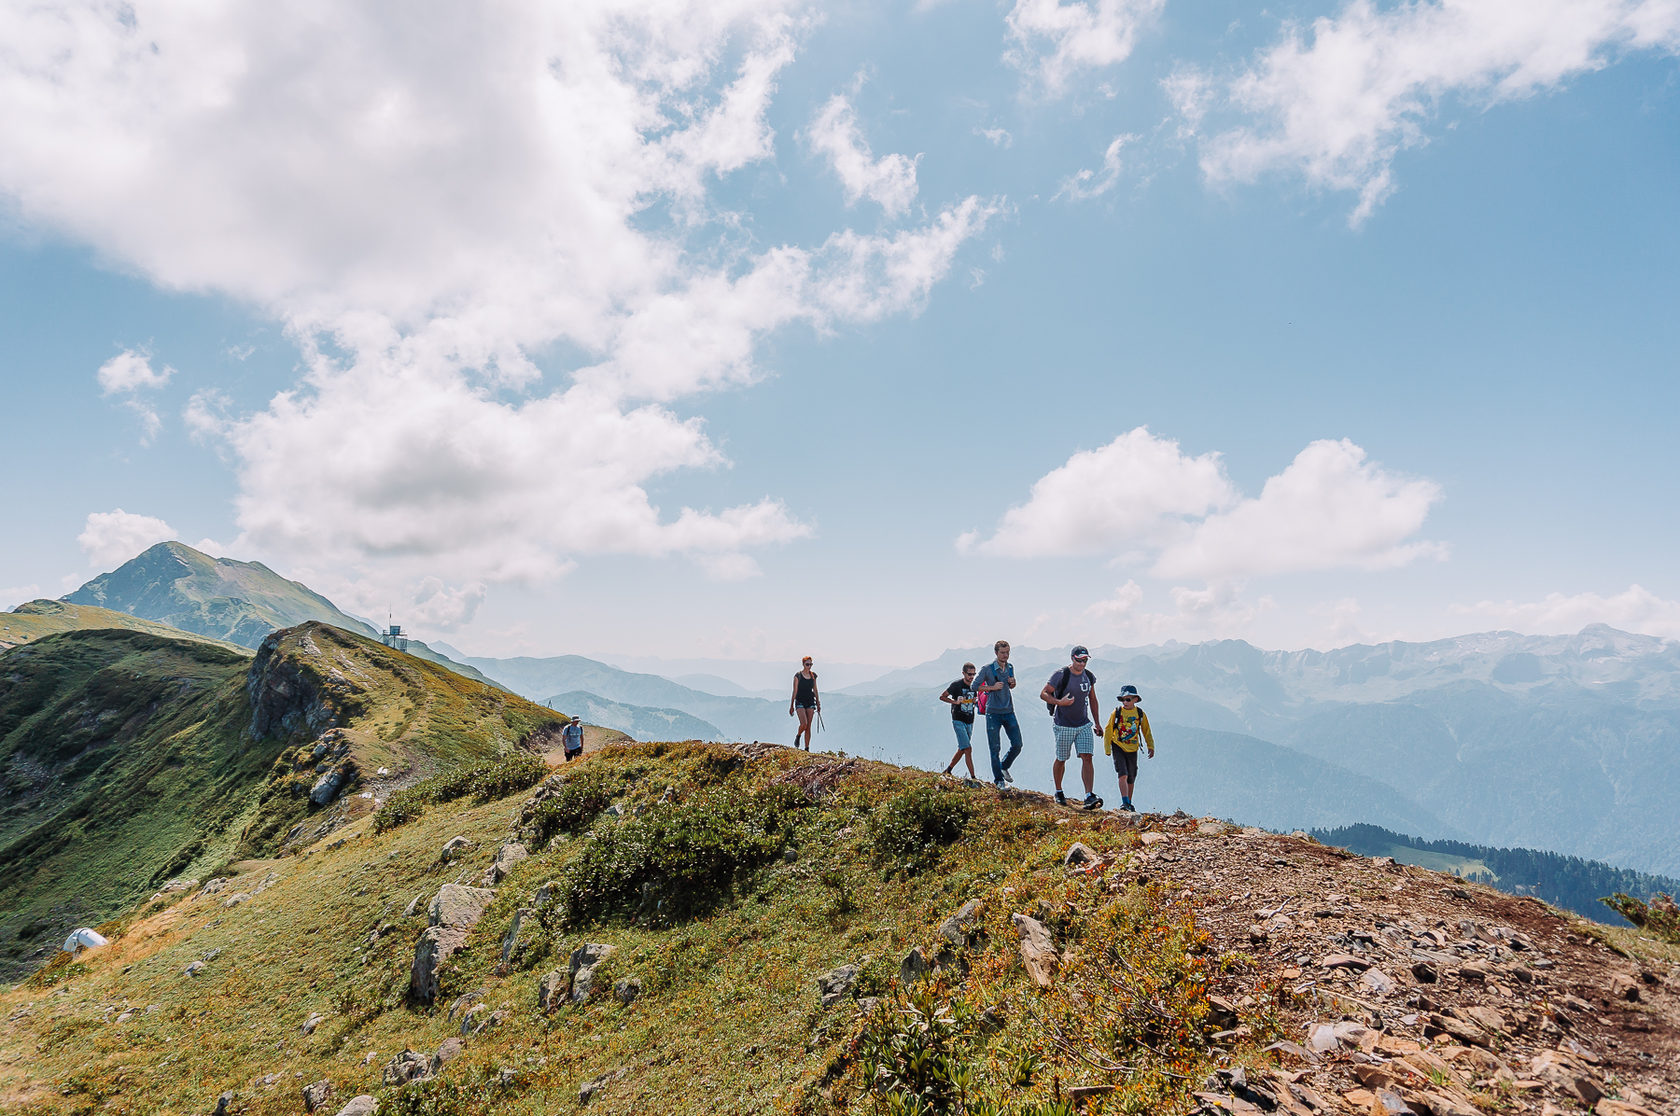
790, 641, 1157, 813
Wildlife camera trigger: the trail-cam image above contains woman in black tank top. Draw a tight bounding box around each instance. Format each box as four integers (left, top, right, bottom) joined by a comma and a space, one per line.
790, 657, 819, 750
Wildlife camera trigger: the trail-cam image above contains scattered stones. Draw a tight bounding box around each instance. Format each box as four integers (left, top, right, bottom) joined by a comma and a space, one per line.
183, 960, 206, 977
938, 900, 985, 950
410, 926, 469, 1005
1361, 968, 1397, 995
1011, 913, 1057, 988
1321, 952, 1370, 971
300, 1011, 326, 1035
569, 943, 615, 1002
333, 1097, 376, 1116
301, 1080, 333, 1112
1140, 831, 1170, 846
614, 977, 643, 1006
816, 962, 862, 1008
1411, 961, 1438, 983
1530, 1050, 1603, 1106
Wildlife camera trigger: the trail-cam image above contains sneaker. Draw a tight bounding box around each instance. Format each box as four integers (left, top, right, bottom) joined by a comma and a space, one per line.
1122, 802, 1137, 813
1002, 766, 1015, 784
1082, 793, 1103, 810
1054, 791, 1067, 807
995, 778, 1006, 790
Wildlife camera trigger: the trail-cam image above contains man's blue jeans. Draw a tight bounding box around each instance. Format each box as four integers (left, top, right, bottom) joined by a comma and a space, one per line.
985, 711, 1023, 781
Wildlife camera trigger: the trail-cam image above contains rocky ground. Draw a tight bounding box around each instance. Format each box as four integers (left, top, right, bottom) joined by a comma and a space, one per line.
1056, 808, 1679, 1116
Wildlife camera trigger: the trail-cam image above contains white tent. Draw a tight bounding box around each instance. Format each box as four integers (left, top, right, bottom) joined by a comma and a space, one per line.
63, 928, 109, 954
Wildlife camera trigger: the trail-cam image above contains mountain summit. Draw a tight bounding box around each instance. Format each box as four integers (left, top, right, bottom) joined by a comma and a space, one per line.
63, 541, 377, 649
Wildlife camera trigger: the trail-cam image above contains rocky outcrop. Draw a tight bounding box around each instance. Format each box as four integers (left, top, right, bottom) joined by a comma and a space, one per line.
569, 943, 615, 1003
246, 629, 345, 741
1012, 913, 1057, 988
410, 885, 497, 1004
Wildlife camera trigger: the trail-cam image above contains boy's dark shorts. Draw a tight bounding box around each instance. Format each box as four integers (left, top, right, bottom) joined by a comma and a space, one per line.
1112, 748, 1140, 781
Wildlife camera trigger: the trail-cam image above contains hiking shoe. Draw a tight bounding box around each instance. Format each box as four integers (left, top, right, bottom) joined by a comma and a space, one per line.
1122, 802, 1136, 812
1054, 791, 1067, 807
1082, 794, 1103, 811
1002, 766, 1015, 784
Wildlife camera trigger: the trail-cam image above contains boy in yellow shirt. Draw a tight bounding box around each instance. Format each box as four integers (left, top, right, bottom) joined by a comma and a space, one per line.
1102, 685, 1154, 813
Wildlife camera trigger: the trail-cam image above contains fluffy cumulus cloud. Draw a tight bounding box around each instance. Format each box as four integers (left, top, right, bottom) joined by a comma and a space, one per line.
1086, 579, 1275, 642
1154, 438, 1446, 580
0, 2, 997, 606
963, 429, 1445, 581
1005, 0, 1165, 96
807, 90, 921, 216
959, 427, 1233, 559
1188, 0, 1680, 223
1453, 585, 1680, 639
78, 509, 177, 569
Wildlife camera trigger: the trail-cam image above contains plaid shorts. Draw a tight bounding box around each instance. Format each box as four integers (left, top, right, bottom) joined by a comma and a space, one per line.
1053, 722, 1094, 761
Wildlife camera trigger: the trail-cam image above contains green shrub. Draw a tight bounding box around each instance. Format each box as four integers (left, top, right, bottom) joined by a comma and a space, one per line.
521, 765, 625, 846
558, 784, 806, 927
870, 782, 973, 876
372, 750, 552, 834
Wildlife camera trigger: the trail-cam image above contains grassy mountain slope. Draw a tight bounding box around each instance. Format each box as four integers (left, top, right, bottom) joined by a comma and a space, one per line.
64, 541, 380, 648
0, 599, 246, 654
0, 623, 563, 980
3, 740, 1677, 1116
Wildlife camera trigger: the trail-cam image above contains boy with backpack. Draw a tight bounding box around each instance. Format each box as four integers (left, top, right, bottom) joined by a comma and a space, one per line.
1040, 646, 1102, 810
1102, 685, 1154, 812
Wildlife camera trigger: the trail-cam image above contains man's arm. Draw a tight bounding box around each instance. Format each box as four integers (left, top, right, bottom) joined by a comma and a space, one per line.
1088, 687, 1101, 724
939, 685, 956, 706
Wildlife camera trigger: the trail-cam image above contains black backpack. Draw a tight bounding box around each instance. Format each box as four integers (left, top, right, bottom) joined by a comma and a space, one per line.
1045, 668, 1071, 716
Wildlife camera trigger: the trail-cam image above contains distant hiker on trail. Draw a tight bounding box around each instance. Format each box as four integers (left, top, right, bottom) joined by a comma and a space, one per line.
1102, 685, 1154, 812
975, 640, 1023, 789
790, 657, 820, 750
938, 662, 979, 780
1041, 645, 1102, 810
561, 719, 584, 762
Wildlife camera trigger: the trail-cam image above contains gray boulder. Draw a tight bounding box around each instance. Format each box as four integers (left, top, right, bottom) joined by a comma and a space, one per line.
938, 900, 985, 949
333, 1097, 376, 1116
440, 836, 475, 862
300, 1011, 326, 1035
402, 892, 427, 919
301, 1080, 333, 1112
1063, 842, 1098, 870
481, 842, 529, 886
816, 961, 863, 1008
900, 947, 933, 985
1011, 913, 1057, 988
499, 907, 537, 969
381, 1049, 431, 1086
569, 943, 615, 1002
410, 926, 468, 1005
579, 1067, 628, 1105
430, 1037, 465, 1074
428, 884, 495, 929
614, 977, 643, 1006
309, 767, 347, 807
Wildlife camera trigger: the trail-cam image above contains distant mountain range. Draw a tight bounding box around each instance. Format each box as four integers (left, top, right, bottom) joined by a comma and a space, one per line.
16, 543, 1680, 878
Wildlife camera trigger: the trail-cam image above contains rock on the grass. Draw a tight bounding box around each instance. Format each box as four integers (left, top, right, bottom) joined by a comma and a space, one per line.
402, 892, 427, 919
309, 767, 347, 807
214, 1090, 234, 1116
333, 1097, 377, 1116
482, 842, 529, 886
440, 836, 475, 862
537, 970, 567, 1013
300, 1011, 326, 1035
410, 926, 469, 1004
184, 960, 206, 977
500, 907, 537, 968
900, 946, 933, 985
1011, 914, 1057, 988
428, 884, 495, 929
815, 962, 862, 1008
569, 943, 615, 1002
302, 1080, 333, 1112
938, 900, 984, 949
381, 1049, 432, 1086
430, 1037, 465, 1073
614, 977, 642, 1006
579, 1066, 628, 1105
1063, 842, 1097, 870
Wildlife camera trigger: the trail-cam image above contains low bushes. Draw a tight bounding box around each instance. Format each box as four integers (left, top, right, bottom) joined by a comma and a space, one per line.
558, 783, 807, 927
519, 765, 626, 847
1603, 892, 1680, 943
373, 750, 551, 834
869, 781, 973, 876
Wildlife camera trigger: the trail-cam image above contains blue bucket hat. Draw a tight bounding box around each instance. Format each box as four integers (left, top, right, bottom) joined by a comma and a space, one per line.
1117, 685, 1141, 703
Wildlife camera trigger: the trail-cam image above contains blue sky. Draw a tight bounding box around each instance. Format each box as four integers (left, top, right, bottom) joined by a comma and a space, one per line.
1, 0, 1677, 665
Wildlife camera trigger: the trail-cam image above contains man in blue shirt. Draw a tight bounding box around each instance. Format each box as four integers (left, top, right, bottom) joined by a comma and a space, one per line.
974, 640, 1022, 789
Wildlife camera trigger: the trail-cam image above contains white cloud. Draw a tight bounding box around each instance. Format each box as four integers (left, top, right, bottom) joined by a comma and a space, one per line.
1004, 0, 1165, 97
975, 126, 1014, 148
407, 577, 487, 631
1452, 584, 1680, 639
97, 349, 172, 394
78, 509, 177, 569
1155, 439, 1445, 580
960, 427, 1234, 558
0, 3, 996, 602
1, 583, 44, 609
1190, 0, 1680, 223
807, 91, 921, 216
1057, 133, 1134, 200
964, 430, 1445, 581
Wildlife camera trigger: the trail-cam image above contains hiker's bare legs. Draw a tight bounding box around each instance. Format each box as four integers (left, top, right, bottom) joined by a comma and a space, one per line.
795, 706, 815, 749
1080, 755, 1095, 795
1052, 758, 1065, 792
